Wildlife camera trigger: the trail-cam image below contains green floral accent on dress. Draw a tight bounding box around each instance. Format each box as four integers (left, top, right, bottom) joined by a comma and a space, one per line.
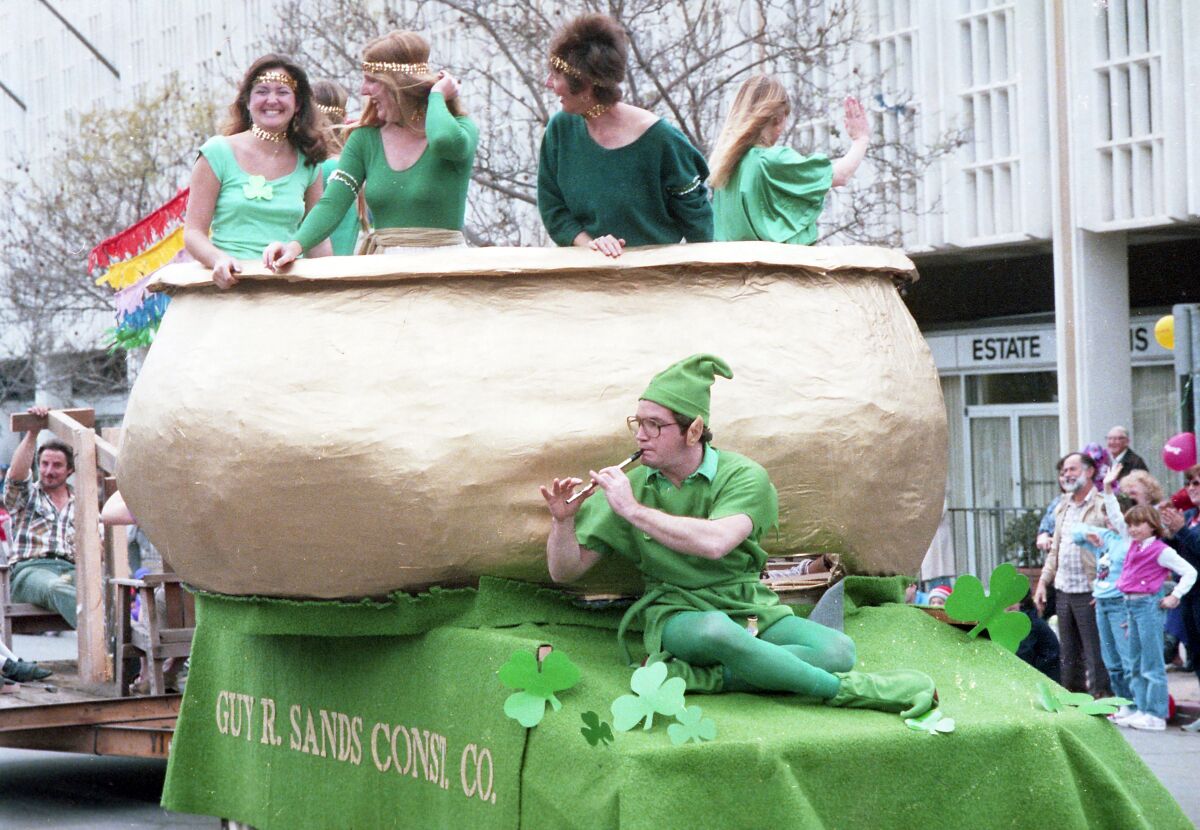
242, 174, 274, 201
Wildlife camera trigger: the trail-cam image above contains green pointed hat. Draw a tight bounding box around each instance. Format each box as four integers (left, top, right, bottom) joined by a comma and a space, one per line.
640, 354, 733, 422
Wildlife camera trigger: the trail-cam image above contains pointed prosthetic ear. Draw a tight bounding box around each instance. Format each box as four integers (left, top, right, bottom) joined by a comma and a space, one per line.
686, 417, 704, 446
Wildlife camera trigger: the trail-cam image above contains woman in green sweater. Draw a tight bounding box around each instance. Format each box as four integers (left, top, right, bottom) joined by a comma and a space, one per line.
537, 14, 712, 258
709, 75, 870, 246
265, 31, 478, 267
184, 55, 330, 290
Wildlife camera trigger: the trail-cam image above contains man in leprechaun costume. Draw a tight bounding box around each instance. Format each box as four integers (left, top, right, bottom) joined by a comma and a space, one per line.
540, 353, 936, 717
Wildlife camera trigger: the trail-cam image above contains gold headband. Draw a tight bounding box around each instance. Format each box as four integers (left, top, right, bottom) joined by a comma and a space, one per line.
549, 54, 582, 79
253, 71, 297, 91
362, 60, 430, 75
316, 103, 346, 120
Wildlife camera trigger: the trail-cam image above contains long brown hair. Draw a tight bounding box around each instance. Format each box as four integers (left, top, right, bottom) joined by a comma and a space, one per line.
221, 54, 328, 166
312, 78, 350, 152
708, 75, 791, 189
356, 31, 465, 132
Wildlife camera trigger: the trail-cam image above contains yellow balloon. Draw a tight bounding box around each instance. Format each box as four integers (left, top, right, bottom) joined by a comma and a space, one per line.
1155, 315, 1174, 350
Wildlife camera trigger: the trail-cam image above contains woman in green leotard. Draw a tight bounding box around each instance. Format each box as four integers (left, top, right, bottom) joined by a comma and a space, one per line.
264, 30, 478, 267
709, 75, 870, 246
183, 55, 331, 290
311, 79, 364, 256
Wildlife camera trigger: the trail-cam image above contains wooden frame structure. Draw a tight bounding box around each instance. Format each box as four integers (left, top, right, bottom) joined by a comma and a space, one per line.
3, 407, 124, 683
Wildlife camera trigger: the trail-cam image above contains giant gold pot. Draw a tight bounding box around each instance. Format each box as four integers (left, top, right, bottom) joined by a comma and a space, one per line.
119, 243, 946, 599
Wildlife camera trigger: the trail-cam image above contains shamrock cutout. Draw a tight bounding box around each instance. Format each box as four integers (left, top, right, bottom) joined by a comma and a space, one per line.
943, 563, 1031, 653
242, 174, 274, 200
498, 648, 581, 728
611, 661, 686, 732
1037, 683, 1132, 716
580, 711, 614, 747
905, 709, 956, 735
1036, 681, 1062, 713
667, 705, 717, 746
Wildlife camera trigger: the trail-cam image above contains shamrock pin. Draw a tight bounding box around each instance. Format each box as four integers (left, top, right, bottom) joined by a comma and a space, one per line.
242, 174, 274, 200
498, 648, 581, 728
1036, 681, 1131, 716
580, 711, 614, 747
611, 661, 686, 732
905, 709, 956, 735
667, 705, 717, 746
943, 563, 1032, 653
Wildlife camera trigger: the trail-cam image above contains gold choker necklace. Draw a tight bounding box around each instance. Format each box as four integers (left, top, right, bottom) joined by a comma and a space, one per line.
583, 102, 614, 120
251, 124, 287, 143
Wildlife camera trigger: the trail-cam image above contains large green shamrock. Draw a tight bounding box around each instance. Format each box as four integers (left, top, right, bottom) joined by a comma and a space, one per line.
580, 711, 614, 747
498, 649, 581, 728
667, 705, 717, 746
1036, 681, 1132, 716
611, 662, 686, 732
943, 563, 1032, 653
905, 709, 956, 735
242, 174, 274, 200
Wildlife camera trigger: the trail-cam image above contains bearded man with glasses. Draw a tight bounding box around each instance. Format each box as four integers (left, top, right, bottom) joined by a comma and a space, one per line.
538, 353, 937, 719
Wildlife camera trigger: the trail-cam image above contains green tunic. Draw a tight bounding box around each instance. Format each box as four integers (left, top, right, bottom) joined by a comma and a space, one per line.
574, 446, 789, 665
198, 136, 320, 260
713, 145, 833, 245
537, 112, 713, 248
294, 92, 477, 251
319, 156, 361, 255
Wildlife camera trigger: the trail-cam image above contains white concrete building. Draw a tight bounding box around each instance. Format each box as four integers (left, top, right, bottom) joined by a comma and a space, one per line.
3, 1, 1198, 580
854, 0, 1200, 575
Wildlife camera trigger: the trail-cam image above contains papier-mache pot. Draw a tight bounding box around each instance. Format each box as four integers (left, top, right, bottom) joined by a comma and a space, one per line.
118, 243, 947, 599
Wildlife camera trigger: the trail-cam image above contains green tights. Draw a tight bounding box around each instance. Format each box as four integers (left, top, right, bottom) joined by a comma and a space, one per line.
661, 611, 853, 699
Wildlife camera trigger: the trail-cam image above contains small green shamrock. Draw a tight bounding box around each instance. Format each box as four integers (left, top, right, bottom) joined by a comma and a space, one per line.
242, 174, 274, 200
611, 661, 686, 732
498, 649, 581, 728
905, 709, 956, 735
580, 711, 614, 747
1038, 684, 1132, 717
1036, 681, 1063, 713
667, 705, 717, 746
943, 563, 1032, 653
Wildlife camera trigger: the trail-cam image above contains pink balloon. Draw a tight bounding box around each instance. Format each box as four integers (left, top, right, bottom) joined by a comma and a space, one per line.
1162, 432, 1198, 472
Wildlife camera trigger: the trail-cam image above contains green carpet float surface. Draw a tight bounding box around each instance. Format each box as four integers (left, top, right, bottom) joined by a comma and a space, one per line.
162, 576, 1191, 829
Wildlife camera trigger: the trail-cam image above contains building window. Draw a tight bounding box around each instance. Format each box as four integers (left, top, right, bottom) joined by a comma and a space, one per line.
0, 359, 35, 402
956, 1, 1019, 238
1132, 363, 1178, 486
1093, 0, 1163, 222
864, 0, 922, 243
966, 371, 1058, 405
71, 351, 129, 399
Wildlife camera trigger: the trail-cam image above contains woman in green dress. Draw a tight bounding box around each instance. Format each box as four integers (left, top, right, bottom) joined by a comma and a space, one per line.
183, 55, 331, 290
264, 30, 477, 267
311, 79, 364, 256
709, 75, 869, 245
538, 14, 712, 258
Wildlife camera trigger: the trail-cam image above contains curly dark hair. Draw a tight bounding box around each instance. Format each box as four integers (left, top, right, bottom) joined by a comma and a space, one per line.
221, 54, 328, 166
549, 13, 628, 105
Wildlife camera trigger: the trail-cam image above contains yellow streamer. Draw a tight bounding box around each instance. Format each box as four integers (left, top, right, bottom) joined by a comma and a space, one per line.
94, 227, 185, 289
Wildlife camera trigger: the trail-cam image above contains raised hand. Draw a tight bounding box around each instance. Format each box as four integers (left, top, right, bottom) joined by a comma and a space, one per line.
843, 96, 869, 142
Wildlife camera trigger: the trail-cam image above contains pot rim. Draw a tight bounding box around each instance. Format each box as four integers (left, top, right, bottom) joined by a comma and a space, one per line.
152, 241, 918, 294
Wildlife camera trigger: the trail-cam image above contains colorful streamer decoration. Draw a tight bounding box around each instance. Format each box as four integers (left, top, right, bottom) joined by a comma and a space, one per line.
87, 187, 190, 349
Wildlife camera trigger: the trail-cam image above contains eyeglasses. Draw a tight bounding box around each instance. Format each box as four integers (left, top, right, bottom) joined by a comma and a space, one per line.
1186, 478, 1200, 487
626, 416, 683, 439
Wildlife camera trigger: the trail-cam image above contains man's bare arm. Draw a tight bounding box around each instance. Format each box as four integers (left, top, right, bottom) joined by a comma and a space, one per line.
589, 464, 753, 560
540, 476, 602, 583
7, 406, 48, 483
